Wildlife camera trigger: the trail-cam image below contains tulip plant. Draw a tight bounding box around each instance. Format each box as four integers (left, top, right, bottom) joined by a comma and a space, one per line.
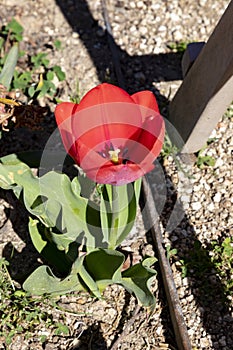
0, 83, 164, 308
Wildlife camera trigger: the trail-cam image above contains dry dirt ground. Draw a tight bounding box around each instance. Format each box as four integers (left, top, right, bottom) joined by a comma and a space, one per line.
0, 0, 232, 349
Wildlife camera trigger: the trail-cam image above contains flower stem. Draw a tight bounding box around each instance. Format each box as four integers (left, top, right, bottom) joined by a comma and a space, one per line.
108, 185, 119, 250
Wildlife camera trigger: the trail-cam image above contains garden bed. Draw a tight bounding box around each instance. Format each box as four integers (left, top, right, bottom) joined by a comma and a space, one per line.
0, 1, 232, 349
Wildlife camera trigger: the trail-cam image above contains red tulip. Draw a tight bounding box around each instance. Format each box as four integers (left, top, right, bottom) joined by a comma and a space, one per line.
55, 83, 164, 185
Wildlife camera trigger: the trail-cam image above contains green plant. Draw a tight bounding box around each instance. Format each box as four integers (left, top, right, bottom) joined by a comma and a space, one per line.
0, 257, 70, 347
177, 239, 233, 302
196, 153, 215, 168
223, 103, 233, 120
160, 132, 193, 179
0, 82, 166, 309
167, 41, 189, 53
165, 244, 178, 261
0, 44, 18, 89
211, 237, 233, 296
12, 52, 66, 99
53, 39, 62, 51
0, 18, 66, 100
0, 153, 157, 309
195, 139, 216, 169
160, 132, 178, 159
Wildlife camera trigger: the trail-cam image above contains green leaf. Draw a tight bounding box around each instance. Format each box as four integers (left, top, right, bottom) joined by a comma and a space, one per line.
52, 65, 66, 81
83, 248, 124, 291
0, 154, 105, 250
54, 40, 62, 50
54, 323, 70, 336
0, 37, 4, 51
13, 70, 32, 90
0, 44, 18, 89
46, 70, 54, 81
31, 53, 49, 69
6, 18, 24, 42
6, 18, 23, 35
23, 265, 82, 295
28, 85, 36, 97
122, 257, 157, 308
29, 218, 79, 274
102, 179, 141, 249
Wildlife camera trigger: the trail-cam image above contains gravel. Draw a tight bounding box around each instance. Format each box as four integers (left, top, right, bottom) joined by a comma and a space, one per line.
0, 0, 232, 349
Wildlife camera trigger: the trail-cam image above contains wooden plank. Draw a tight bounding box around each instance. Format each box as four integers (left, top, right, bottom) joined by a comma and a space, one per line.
169, 0, 233, 153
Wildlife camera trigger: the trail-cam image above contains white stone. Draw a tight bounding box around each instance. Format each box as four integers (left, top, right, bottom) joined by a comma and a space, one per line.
139, 26, 148, 36
158, 25, 167, 32
170, 13, 180, 22
191, 202, 202, 211
129, 1, 136, 9
214, 157, 224, 167
213, 192, 221, 202
207, 202, 215, 211
172, 30, 183, 41
137, 1, 144, 9
156, 325, 163, 336
181, 195, 190, 203
200, 337, 210, 347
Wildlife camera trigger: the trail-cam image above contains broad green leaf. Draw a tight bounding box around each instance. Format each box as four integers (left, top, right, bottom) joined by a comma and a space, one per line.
23, 265, 82, 295
122, 257, 157, 308
0, 154, 105, 250
78, 264, 102, 298
83, 248, 124, 291
29, 218, 79, 274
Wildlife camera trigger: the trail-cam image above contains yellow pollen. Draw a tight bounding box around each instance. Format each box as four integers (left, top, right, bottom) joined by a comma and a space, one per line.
109, 148, 121, 164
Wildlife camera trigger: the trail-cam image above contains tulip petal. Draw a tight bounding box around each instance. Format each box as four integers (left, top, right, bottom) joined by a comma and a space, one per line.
131, 91, 159, 114
55, 102, 77, 125
71, 103, 142, 149
95, 162, 145, 186
54, 102, 79, 162
77, 83, 134, 111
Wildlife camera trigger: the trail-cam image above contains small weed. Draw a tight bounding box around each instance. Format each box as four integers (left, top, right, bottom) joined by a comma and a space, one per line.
167, 41, 189, 53
1, 18, 24, 43
0, 18, 66, 100
211, 237, 233, 296
165, 244, 178, 261
176, 238, 233, 301
196, 153, 215, 169
0, 257, 70, 348
223, 103, 233, 120
53, 39, 62, 50
69, 79, 81, 104
160, 132, 179, 160
54, 322, 70, 336
160, 132, 193, 179
195, 139, 216, 169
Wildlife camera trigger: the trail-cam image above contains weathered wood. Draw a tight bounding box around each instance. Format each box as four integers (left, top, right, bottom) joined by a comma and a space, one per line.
181, 42, 205, 77
169, 0, 233, 153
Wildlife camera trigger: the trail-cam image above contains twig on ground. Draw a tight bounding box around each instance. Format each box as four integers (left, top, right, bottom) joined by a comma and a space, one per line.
110, 304, 142, 350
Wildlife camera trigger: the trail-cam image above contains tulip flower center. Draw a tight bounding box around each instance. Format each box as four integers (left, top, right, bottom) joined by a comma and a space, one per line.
98, 142, 129, 165
108, 148, 121, 164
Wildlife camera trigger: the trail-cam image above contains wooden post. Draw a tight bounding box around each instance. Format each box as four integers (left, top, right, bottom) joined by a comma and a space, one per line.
169, 0, 233, 153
